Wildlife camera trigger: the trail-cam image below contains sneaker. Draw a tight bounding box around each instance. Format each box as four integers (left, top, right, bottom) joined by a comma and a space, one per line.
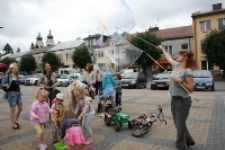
98, 113, 104, 117
38, 144, 46, 150
42, 144, 48, 149
88, 138, 93, 143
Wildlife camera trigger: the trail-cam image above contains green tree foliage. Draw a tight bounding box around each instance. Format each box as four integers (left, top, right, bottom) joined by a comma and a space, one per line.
72, 46, 91, 69
42, 52, 60, 71
0, 57, 17, 67
20, 54, 37, 74
30, 43, 35, 50
130, 31, 162, 74
201, 27, 225, 78
3, 43, 13, 54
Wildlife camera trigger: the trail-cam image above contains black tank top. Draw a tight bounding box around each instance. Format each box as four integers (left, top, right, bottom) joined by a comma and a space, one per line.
9, 80, 20, 92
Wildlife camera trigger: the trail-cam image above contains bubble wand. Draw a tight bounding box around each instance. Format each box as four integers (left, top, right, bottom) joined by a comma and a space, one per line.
116, 27, 199, 102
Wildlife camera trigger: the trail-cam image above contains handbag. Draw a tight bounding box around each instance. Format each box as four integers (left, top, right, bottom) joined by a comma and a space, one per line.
3, 75, 10, 92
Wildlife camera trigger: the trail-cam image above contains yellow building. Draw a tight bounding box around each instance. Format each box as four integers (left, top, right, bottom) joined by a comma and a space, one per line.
192, 3, 225, 70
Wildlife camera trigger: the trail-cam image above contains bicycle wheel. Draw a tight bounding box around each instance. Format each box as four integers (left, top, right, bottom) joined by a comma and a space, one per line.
131, 124, 150, 137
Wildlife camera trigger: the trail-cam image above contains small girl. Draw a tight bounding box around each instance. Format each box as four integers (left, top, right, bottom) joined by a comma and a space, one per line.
62, 118, 91, 150
73, 88, 95, 143
115, 74, 122, 107
30, 88, 56, 150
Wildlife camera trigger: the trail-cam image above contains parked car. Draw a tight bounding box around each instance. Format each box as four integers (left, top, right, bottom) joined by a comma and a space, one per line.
121, 72, 147, 89
69, 73, 83, 84
151, 73, 170, 90
193, 70, 215, 91
56, 74, 70, 87
19, 74, 27, 84
24, 74, 40, 86
120, 69, 135, 78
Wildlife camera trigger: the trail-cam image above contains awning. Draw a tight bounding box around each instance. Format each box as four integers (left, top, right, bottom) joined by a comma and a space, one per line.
0, 62, 7, 69
154, 58, 169, 65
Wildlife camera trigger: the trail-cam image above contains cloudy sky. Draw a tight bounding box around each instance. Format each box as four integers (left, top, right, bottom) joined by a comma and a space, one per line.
0, 0, 224, 53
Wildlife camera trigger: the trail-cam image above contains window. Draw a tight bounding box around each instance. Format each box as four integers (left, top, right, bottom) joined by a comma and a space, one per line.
181, 43, 188, 50
164, 45, 173, 55
200, 20, 211, 32
218, 18, 225, 29
57, 54, 63, 61
37, 56, 42, 63
110, 50, 114, 56
201, 60, 213, 70
66, 53, 72, 60
98, 51, 104, 58
200, 40, 206, 51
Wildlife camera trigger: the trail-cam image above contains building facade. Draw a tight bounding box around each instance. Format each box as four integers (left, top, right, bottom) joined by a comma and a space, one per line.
192, 3, 225, 70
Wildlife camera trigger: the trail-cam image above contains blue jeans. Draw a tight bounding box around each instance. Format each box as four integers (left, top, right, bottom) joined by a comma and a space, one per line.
8, 92, 22, 107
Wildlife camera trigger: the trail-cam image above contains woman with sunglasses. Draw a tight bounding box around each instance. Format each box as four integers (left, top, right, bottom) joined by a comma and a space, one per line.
157, 45, 196, 150
1, 62, 23, 129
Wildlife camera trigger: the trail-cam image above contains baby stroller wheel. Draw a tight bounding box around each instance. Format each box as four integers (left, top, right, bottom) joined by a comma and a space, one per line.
115, 123, 121, 132
128, 120, 133, 129
132, 124, 150, 137
97, 103, 102, 113
105, 116, 111, 126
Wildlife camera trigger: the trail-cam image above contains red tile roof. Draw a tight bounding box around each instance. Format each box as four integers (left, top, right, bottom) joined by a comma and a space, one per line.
151, 25, 193, 40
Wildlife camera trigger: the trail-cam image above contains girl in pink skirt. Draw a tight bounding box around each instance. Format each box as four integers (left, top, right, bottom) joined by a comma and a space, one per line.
63, 126, 91, 150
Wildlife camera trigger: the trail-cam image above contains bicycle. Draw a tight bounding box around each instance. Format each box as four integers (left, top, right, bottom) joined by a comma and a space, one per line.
131, 105, 167, 137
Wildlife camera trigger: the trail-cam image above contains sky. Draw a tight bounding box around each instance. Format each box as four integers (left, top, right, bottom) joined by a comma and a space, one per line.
0, 0, 224, 53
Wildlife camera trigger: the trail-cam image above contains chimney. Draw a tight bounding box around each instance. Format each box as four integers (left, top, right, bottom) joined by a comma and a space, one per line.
149, 26, 159, 32
213, 3, 222, 11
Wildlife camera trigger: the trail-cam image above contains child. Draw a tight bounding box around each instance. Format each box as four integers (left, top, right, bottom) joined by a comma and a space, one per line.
51, 93, 66, 143
30, 88, 56, 150
115, 74, 122, 107
62, 118, 91, 150
73, 88, 95, 143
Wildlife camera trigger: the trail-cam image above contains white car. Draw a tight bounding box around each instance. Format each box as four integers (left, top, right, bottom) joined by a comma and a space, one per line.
56, 75, 70, 87
69, 73, 83, 84
24, 74, 40, 86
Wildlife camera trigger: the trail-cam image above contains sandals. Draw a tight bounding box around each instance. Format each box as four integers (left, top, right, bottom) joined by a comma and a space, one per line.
12, 126, 20, 130
12, 122, 20, 130
15, 122, 20, 128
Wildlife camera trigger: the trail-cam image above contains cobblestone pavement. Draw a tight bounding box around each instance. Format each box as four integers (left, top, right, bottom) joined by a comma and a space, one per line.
0, 81, 224, 150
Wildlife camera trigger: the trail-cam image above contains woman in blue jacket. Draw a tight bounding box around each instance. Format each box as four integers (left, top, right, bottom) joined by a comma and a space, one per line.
1, 63, 23, 129
98, 68, 115, 117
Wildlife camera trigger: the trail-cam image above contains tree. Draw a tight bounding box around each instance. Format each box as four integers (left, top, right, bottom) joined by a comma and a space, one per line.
30, 43, 35, 50
201, 27, 225, 79
130, 31, 162, 75
3, 43, 13, 54
17, 47, 20, 53
0, 57, 17, 67
42, 52, 60, 71
72, 46, 91, 69
20, 54, 37, 74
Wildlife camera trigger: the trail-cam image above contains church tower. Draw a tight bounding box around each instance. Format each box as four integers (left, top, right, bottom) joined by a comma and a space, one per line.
35, 32, 44, 48
45, 30, 55, 46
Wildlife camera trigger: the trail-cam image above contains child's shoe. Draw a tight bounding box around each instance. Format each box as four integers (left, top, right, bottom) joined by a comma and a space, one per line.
98, 113, 104, 117
88, 138, 93, 143
42, 144, 47, 149
38, 144, 47, 150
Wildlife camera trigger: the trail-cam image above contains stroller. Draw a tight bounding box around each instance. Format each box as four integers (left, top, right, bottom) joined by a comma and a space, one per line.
97, 90, 112, 113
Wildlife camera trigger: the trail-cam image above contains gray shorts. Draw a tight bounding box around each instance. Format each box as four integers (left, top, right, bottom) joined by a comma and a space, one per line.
8, 92, 22, 107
